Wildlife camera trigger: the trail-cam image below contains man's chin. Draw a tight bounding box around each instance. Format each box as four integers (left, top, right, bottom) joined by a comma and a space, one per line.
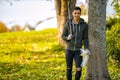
74, 17, 80, 20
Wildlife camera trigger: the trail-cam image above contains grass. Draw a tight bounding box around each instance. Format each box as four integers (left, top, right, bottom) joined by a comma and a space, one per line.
0, 28, 119, 80
0, 28, 68, 80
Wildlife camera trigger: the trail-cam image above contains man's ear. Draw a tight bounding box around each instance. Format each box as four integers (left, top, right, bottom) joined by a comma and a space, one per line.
79, 11, 81, 16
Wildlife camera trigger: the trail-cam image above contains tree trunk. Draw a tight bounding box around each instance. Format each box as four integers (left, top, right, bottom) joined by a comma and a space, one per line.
54, 0, 76, 47
86, 0, 111, 80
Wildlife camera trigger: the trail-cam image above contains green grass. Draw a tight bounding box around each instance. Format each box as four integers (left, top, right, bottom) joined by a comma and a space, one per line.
0, 28, 119, 80
0, 28, 67, 80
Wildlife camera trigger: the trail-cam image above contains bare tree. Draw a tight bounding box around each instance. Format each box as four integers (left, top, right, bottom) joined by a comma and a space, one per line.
86, 0, 111, 80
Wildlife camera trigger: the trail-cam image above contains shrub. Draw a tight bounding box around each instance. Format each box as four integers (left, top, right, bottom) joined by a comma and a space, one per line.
106, 23, 120, 67
106, 17, 120, 30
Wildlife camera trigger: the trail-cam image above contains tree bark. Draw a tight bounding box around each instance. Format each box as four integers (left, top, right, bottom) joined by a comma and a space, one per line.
86, 0, 111, 80
54, 0, 76, 47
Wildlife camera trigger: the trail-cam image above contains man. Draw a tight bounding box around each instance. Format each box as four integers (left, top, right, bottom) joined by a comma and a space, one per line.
62, 7, 90, 80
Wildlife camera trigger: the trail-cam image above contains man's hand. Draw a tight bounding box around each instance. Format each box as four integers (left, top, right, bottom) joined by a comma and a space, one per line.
67, 34, 72, 40
85, 49, 90, 55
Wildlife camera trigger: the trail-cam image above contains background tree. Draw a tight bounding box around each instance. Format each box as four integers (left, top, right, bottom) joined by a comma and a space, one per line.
54, 0, 76, 47
86, 0, 111, 80
0, 22, 8, 33
79, 3, 87, 15
11, 25, 21, 32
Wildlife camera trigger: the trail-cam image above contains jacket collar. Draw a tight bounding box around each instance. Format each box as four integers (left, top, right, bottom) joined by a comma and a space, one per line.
70, 18, 84, 24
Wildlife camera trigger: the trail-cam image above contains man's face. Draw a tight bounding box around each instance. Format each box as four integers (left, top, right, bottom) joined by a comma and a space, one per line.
72, 10, 81, 20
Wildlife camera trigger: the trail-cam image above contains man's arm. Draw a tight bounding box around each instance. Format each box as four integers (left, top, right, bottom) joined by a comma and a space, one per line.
83, 23, 89, 49
61, 22, 71, 42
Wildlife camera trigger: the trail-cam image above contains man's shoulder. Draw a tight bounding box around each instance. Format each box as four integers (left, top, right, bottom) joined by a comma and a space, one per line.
65, 19, 72, 26
80, 18, 86, 23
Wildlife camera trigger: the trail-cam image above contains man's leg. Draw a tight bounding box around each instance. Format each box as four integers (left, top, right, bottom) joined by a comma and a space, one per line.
74, 50, 82, 80
75, 67, 82, 80
65, 49, 74, 80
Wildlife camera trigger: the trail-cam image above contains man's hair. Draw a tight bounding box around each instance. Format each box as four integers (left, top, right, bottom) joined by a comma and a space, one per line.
73, 7, 81, 12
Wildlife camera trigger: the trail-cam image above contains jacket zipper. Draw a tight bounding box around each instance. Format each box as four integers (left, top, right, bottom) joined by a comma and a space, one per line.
74, 24, 77, 50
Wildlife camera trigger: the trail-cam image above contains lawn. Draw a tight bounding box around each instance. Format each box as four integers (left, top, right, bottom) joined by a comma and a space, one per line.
0, 29, 70, 80
0, 28, 119, 80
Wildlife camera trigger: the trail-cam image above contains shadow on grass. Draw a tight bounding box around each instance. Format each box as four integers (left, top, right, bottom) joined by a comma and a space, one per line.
0, 62, 30, 80
0, 61, 66, 80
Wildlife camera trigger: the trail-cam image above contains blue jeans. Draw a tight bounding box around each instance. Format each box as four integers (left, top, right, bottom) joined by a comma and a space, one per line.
65, 49, 82, 80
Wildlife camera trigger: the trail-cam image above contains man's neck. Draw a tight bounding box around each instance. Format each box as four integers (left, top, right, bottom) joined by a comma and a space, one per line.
73, 18, 80, 24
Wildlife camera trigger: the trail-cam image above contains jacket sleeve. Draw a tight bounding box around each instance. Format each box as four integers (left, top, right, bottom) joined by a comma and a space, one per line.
83, 23, 89, 49
61, 22, 69, 42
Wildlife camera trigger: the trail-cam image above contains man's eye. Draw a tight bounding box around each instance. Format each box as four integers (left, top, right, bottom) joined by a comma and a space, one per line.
75, 13, 80, 14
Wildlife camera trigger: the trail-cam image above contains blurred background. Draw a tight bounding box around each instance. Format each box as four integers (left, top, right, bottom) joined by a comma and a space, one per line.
0, 0, 115, 31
